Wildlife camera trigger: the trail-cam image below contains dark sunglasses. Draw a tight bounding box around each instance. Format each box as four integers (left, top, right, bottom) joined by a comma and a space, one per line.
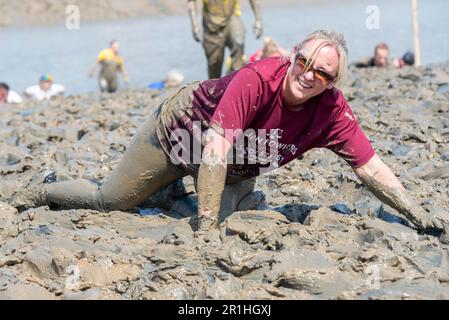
295, 53, 337, 85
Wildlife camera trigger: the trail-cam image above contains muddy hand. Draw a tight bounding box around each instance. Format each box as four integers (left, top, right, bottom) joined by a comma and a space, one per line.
195, 214, 219, 243
402, 203, 449, 244
194, 228, 217, 243
197, 213, 219, 232
422, 210, 449, 244
253, 20, 263, 39
192, 26, 201, 43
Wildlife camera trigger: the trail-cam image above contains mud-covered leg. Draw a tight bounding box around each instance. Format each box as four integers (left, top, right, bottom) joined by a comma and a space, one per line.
195, 177, 258, 223
203, 29, 226, 79
45, 180, 101, 210
97, 114, 186, 210
226, 15, 246, 73
108, 77, 118, 93
45, 109, 186, 211
99, 77, 108, 93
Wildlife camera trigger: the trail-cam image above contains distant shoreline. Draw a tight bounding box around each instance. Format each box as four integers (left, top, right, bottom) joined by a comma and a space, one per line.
0, 0, 355, 29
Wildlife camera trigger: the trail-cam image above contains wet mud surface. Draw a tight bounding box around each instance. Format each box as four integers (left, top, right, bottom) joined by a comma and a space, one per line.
1, 65, 449, 299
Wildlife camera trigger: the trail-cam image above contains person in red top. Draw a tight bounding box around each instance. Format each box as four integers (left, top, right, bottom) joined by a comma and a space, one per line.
16, 30, 447, 239
249, 36, 286, 63
192, 30, 438, 233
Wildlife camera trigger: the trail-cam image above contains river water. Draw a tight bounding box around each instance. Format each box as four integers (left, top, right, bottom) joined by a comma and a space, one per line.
0, 0, 447, 95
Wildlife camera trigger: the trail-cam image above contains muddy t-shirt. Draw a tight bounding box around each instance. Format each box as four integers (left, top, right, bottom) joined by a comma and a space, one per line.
201, 0, 240, 32
156, 57, 375, 179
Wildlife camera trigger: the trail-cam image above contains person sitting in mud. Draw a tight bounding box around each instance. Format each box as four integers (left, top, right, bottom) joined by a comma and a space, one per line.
89, 40, 129, 93
393, 51, 415, 68
188, 0, 263, 79
226, 36, 285, 74
13, 30, 447, 239
249, 36, 287, 63
148, 70, 185, 91
353, 43, 390, 68
0, 82, 23, 104
24, 75, 65, 101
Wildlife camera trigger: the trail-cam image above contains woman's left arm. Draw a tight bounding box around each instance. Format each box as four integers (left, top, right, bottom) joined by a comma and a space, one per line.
353, 153, 430, 230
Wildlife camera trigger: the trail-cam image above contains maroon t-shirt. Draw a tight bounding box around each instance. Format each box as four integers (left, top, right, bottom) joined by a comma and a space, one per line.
157, 57, 375, 179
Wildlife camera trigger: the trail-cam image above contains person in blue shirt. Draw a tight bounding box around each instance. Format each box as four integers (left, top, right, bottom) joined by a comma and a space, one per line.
148, 70, 185, 91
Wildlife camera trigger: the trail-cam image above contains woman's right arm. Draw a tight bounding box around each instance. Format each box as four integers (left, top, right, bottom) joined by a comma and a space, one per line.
197, 129, 233, 231
197, 67, 263, 231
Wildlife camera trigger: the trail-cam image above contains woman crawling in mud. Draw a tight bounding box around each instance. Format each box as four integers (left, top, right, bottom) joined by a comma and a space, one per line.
15, 30, 447, 237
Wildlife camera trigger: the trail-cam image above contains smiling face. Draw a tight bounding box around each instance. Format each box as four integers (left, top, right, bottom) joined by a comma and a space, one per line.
283, 39, 340, 109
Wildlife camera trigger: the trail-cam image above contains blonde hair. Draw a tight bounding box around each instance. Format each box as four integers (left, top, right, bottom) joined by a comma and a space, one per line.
262, 37, 281, 58
164, 70, 184, 87
296, 30, 348, 87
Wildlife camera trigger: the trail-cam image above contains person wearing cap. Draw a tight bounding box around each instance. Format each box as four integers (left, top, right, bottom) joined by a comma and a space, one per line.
0, 82, 23, 105
393, 52, 415, 68
89, 40, 129, 93
24, 75, 65, 101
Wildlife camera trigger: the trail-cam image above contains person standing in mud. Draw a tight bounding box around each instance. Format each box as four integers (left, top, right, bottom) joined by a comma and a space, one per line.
89, 40, 129, 93
187, 0, 263, 79
14, 30, 448, 240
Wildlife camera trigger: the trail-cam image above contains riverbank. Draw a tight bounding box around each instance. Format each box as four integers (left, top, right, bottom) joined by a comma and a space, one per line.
0, 0, 344, 28
0, 63, 449, 299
